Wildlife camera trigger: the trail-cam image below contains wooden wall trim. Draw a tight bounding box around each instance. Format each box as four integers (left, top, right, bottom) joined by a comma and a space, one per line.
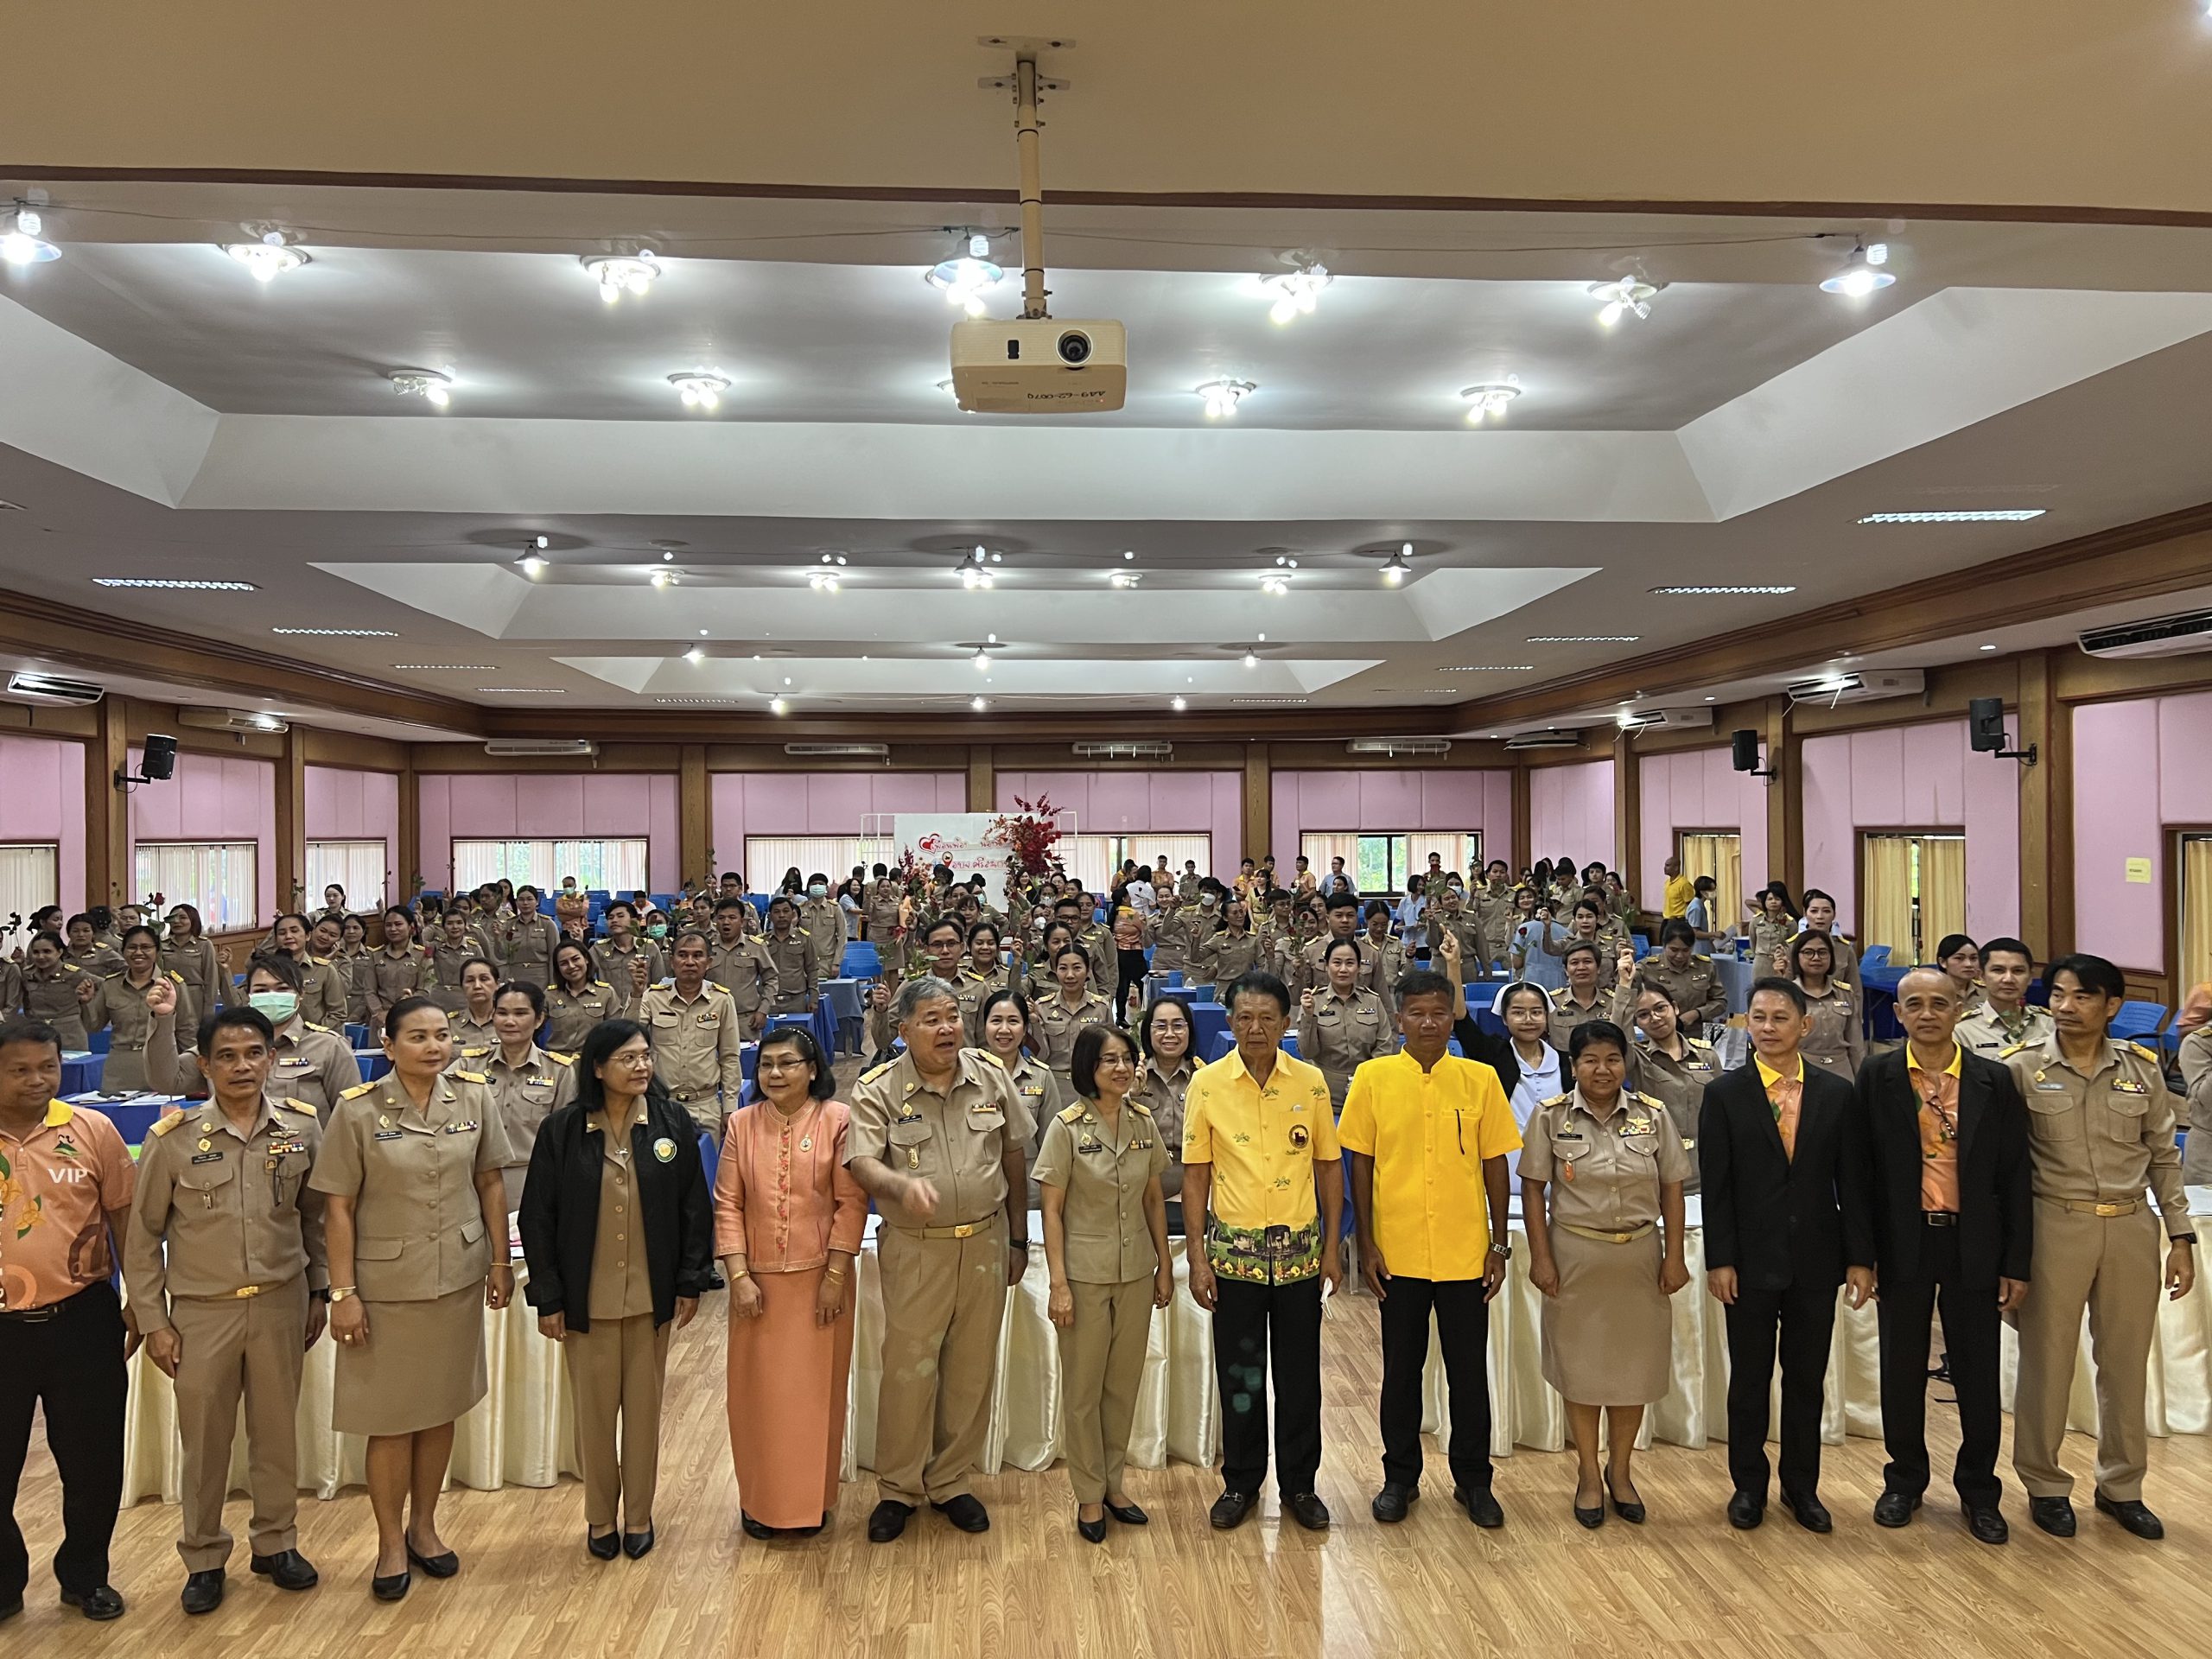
86, 698, 128, 909
273, 727, 308, 919
1242, 744, 1271, 862
966, 747, 995, 812
678, 745, 709, 889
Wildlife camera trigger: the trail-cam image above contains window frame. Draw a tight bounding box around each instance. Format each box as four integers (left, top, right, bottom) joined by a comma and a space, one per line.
133, 838, 261, 932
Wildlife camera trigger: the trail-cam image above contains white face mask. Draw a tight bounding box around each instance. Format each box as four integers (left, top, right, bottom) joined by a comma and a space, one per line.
1200, 894, 1217, 908
808, 883, 828, 899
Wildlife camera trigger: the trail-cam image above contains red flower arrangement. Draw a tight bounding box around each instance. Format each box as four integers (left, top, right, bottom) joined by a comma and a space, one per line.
987, 795, 1063, 878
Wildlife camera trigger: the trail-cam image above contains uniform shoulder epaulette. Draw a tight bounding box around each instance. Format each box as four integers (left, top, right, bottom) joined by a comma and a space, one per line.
2130, 1041, 2160, 1062
1550, 985, 1572, 1001
1687, 1034, 1714, 1051
279, 1098, 317, 1117
340, 1080, 378, 1100
1999, 1039, 2030, 1058
1057, 1102, 1086, 1124
451, 1069, 488, 1084
547, 1050, 576, 1065
462, 1046, 491, 1058
149, 1111, 186, 1136
100, 969, 122, 981
304, 1020, 333, 1033
973, 1048, 1007, 1070
1694, 954, 1712, 964
1129, 1099, 1154, 1116
60, 963, 80, 975
592, 981, 613, 991
1633, 1090, 1664, 1108
168, 969, 185, 983
1541, 1090, 1572, 1107
310, 955, 331, 966
861, 1057, 899, 1084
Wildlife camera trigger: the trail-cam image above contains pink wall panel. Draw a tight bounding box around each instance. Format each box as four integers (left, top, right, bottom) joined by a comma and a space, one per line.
1268, 769, 1516, 872
126, 749, 275, 924
994, 773, 1242, 863
303, 767, 400, 893
2156, 690, 2212, 823
2074, 697, 2183, 972
709, 772, 969, 880
1638, 747, 1773, 903
0, 734, 86, 913
418, 771, 681, 893
1528, 760, 1615, 867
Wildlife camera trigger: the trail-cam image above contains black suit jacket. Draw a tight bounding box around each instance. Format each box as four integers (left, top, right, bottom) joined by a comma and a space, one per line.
1856, 1046, 2033, 1288
1699, 1058, 1873, 1290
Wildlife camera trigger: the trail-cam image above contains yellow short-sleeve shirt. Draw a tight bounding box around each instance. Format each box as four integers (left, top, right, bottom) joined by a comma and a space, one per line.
1181, 1049, 1340, 1231
1338, 1051, 1521, 1281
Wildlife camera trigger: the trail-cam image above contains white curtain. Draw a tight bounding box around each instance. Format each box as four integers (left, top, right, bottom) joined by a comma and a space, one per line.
1408, 833, 1479, 880
135, 842, 258, 931
1299, 833, 1362, 880
2183, 835, 2212, 999
1067, 833, 1211, 896
741, 836, 893, 893
0, 843, 59, 938
305, 840, 389, 911
452, 838, 649, 897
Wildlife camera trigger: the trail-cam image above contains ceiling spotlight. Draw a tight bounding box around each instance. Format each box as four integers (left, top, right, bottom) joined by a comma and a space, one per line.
818, 551, 849, 565
684, 647, 705, 664
1197, 378, 1255, 419
1261, 575, 1291, 597
1262, 259, 1331, 325
651, 569, 681, 589
1382, 544, 1414, 586
970, 696, 988, 713
223, 234, 309, 281
2, 204, 59, 265
1588, 276, 1662, 326
971, 647, 990, 671
1171, 696, 1188, 712
1109, 570, 1141, 588
534, 535, 550, 550
956, 549, 995, 589
582, 251, 660, 302
1461, 376, 1522, 422
809, 569, 841, 593
517, 555, 548, 578
1272, 553, 1300, 569
669, 372, 728, 411
1242, 649, 1260, 668
770, 696, 788, 715
1648, 584, 1799, 595
1821, 240, 1895, 297
926, 232, 1005, 317
388, 369, 453, 408
1122, 550, 1136, 562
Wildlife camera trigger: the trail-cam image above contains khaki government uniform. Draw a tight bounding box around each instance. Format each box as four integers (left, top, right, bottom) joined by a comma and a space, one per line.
798, 897, 849, 973
1002, 1052, 1064, 1206
1630, 953, 1726, 1033
0, 957, 21, 1023
22, 960, 94, 1048
66, 942, 125, 977
864, 880, 906, 942
161, 936, 231, 1016
567, 1096, 671, 1532
1033, 990, 1112, 1097
1547, 985, 1612, 1052
1130, 1055, 1195, 1205
1360, 931, 1409, 1014
956, 964, 1011, 1045
639, 982, 746, 1139
707, 937, 779, 1025
846, 1047, 1034, 1507
1195, 928, 1263, 990
1624, 1034, 1715, 1193
592, 938, 667, 997
1147, 906, 1199, 976
1474, 884, 1519, 968
545, 981, 626, 1053
290, 954, 348, 1033
1303, 985, 1396, 1110
308, 1071, 513, 1436
1073, 924, 1116, 998
167, 1016, 363, 1121
761, 929, 822, 1015
1424, 904, 1484, 973
1746, 914, 1795, 969
330, 950, 372, 1027
1294, 930, 1363, 1007
370, 944, 435, 1029
2004, 1033, 2190, 1503
455, 1042, 577, 1211
2182, 1028, 2212, 1185
1518, 1087, 1691, 1404
1958, 1002, 2056, 1063
1034, 1100, 1169, 1503
124, 1097, 327, 1573
448, 1008, 498, 1051
504, 914, 561, 986
81, 971, 191, 1092
1798, 982, 1866, 1080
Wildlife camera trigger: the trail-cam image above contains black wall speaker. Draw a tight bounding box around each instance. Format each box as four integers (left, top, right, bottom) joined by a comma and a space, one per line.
140, 734, 179, 780
1730, 728, 1761, 772
1967, 697, 2007, 753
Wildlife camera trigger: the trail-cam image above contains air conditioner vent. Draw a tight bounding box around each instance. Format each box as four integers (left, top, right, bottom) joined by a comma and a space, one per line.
2078, 609, 2212, 660
484, 739, 598, 758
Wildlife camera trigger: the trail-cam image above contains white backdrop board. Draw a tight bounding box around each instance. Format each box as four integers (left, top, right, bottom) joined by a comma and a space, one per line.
893, 813, 1007, 906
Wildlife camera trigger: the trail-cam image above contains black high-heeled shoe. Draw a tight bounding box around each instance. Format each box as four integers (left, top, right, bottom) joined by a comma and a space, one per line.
1605, 1472, 1646, 1525
1076, 1510, 1108, 1544
371, 1569, 411, 1602
621, 1527, 655, 1560
588, 1529, 621, 1560
1104, 1499, 1148, 1526
1573, 1483, 1605, 1529
405, 1539, 459, 1579
741, 1513, 775, 1541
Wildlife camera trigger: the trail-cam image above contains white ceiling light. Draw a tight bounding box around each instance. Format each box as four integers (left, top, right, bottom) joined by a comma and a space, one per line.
1260, 575, 1291, 596
669, 372, 728, 411
809, 569, 841, 593
971, 647, 991, 671
391, 664, 497, 671
1589, 276, 1662, 326
518, 555, 547, 578
956, 548, 995, 589
1442, 664, 1535, 672
92, 577, 257, 591
1857, 509, 2046, 524
1527, 633, 1642, 643
582, 251, 660, 302
1382, 543, 1414, 586
2, 204, 59, 265
1979, 643, 2000, 652
1242, 649, 1260, 668
1171, 695, 1188, 712
222, 234, 309, 281
388, 369, 453, 408
685, 647, 706, 664
1821, 240, 1894, 296
1462, 377, 1522, 422
1197, 379, 1255, 419
770, 697, 789, 715
476, 686, 567, 695
1649, 584, 1799, 595
271, 626, 397, 637
969, 696, 988, 713
926, 232, 1005, 317
1262, 259, 1331, 325
1109, 569, 1141, 588
650, 568, 681, 589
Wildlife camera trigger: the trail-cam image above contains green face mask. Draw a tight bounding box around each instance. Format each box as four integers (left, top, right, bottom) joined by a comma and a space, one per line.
646, 923, 668, 940
248, 991, 298, 1024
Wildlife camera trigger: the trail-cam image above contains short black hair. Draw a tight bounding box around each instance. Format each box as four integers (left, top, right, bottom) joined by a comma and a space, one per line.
2048, 953, 2126, 1002
1561, 940, 1600, 967
120, 924, 159, 951
1935, 933, 1978, 964
1071, 1022, 1136, 1100
245, 950, 303, 992
1659, 918, 1695, 948
924, 917, 963, 945
1802, 887, 1834, 908
1748, 976, 1808, 1015
965, 919, 1001, 946
1223, 970, 1291, 1017
1050, 944, 1090, 974
1325, 889, 1359, 913
1363, 899, 1393, 924
1979, 936, 2034, 970
382, 995, 448, 1040
0, 1020, 62, 1058
758, 1026, 836, 1098
1137, 995, 1192, 1059
495, 979, 549, 1018
1567, 1019, 1630, 1061
1393, 968, 1454, 1007
198, 1005, 275, 1057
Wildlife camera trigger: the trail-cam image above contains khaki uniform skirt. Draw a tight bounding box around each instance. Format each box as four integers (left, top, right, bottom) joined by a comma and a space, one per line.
333, 1281, 489, 1436
1541, 1226, 1671, 1407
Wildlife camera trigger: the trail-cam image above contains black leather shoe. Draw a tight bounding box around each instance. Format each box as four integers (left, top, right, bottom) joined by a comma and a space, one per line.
1077, 1510, 1107, 1544
1605, 1472, 1645, 1525
1285, 1491, 1331, 1532
1104, 1500, 1147, 1526
1454, 1484, 1505, 1529
1210, 1489, 1258, 1530
405, 1539, 459, 1579
1370, 1483, 1417, 1523
931, 1494, 990, 1534
371, 1570, 410, 1602
1780, 1488, 1833, 1534
1726, 1490, 1765, 1530
1573, 1495, 1605, 1530
703, 1267, 728, 1291
1961, 1502, 2009, 1545
251, 1548, 318, 1591
1872, 1490, 1922, 1529
60, 1585, 125, 1621
740, 1514, 775, 1541
588, 1529, 622, 1560
0, 1593, 20, 1621
621, 1528, 655, 1560
2030, 1496, 2076, 1537
181, 1570, 226, 1615
867, 1500, 914, 1543
2094, 1491, 2164, 1540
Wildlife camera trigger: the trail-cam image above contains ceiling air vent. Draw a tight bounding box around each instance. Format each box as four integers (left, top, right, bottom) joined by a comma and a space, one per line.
1503, 730, 1584, 752
784, 743, 891, 758
5, 671, 104, 706
2078, 609, 2212, 661
1072, 741, 1172, 760
483, 739, 598, 758
1347, 738, 1452, 757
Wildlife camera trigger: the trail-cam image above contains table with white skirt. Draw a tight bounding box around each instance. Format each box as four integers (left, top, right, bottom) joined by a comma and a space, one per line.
120, 1192, 2212, 1508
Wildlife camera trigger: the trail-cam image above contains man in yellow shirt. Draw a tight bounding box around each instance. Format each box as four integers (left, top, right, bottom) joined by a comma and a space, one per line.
1341, 968, 1520, 1529
1182, 971, 1343, 1534
1661, 855, 1694, 920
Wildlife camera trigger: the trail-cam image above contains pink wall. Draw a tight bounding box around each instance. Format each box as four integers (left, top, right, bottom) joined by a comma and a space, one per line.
998, 772, 1243, 867
126, 747, 276, 924
1268, 769, 1511, 870
417, 772, 681, 893
305, 766, 399, 884
711, 772, 967, 880
0, 734, 87, 913
2073, 690, 2212, 973
1639, 747, 1772, 898
1529, 760, 1616, 869
1801, 719, 2020, 941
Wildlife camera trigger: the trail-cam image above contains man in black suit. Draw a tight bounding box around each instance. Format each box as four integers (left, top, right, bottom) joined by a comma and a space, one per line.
1700, 977, 1874, 1532
1858, 968, 2032, 1544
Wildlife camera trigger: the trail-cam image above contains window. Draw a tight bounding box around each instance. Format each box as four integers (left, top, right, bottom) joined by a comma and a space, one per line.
306, 840, 388, 912
136, 841, 258, 931
1675, 831, 1742, 928
1299, 833, 1479, 897
1065, 834, 1211, 898
742, 836, 894, 894
2180, 833, 2212, 997
1860, 831, 1966, 964
452, 838, 649, 898
0, 842, 60, 931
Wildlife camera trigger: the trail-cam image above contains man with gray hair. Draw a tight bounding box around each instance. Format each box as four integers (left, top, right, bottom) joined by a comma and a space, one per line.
844, 975, 1034, 1543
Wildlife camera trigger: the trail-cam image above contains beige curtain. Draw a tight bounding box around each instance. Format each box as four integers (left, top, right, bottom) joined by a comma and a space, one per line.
1408, 833, 1478, 879
1916, 836, 1967, 962
1862, 835, 1916, 963
2182, 836, 2212, 1000
1678, 832, 1741, 920
1299, 833, 1362, 876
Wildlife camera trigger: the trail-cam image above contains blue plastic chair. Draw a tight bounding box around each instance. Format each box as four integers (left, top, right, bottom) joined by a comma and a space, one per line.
2111, 1001, 2168, 1042
1859, 944, 1891, 972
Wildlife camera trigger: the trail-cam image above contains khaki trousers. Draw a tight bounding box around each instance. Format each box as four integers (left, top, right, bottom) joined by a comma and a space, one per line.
672, 1094, 725, 1145
1056, 1276, 1154, 1503
874, 1220, 1008, 1506
563, 1313, 671, 1530
168, 1275, 309, 1572
2012, 1199, 2159, 1501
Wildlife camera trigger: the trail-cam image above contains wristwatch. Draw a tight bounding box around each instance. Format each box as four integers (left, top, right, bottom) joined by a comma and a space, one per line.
1010, 1237, 1031, 1250
327, 1287, 357, 1304
1490, 1241, 1512, 1259
312, 1288, 331, 1304
2173, 1233, 2197, 1248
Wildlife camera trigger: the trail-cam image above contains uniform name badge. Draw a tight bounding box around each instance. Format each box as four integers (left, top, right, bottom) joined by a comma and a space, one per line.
652, 1136, 677, 1163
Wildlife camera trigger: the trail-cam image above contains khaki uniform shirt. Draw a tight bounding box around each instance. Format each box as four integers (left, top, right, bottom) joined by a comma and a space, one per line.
1294, 932, 1362, 1002
448, 1009, 498, 1052
23, 961, 95, 1046
1631, 954, 1726, 1032
847, 1048, 1035, 1229
1007, 1052, 1064, 1205
1800, 981, 1866, 1080
2004, 1033, 2189, 1232
1519, 1088, 1692, 1234
587, 1098, 657, 1322
453, 1043, 576, 1173
66, 943, 125, 977
1425, 905, 1483, 968
1131, 1054, 1195, 1189
125, 1096, 328, 1328
798, 898, 848, 968
545, 981, 625, 1053
1958, 1002, 2055, 1062
171, 1017, 362, 1121
957, 965, 1010, 1045
329, 949, 372, 1025
294, 955, 348, 1033
1034, 1101, 1169, 1284
1360, 933, 1409, 1012
1076, 925, 1116, 995
1626, 1033, 1718, 1190
592, 938, 666, 996
761, 929, 821, 1014
0, 958, 21, 1022
1547, 985, 1611, 1052
639, 982, 746, 1103
160, 938, 228, 1017
308, 1071, 512, 1300
504, 916, 561, 986
1304, 986, 1396, 1107
1147, 906, 1198, 975
83, 969, 194, 1071
1197, 929, 1263, 988
1033, 991, 1112, 1079
708, 937, 779, 1018
2183, 1028, 2212, 1184
864, 881, 906, 940
372, 944, 436, 1020
1474, 884, 1519, 958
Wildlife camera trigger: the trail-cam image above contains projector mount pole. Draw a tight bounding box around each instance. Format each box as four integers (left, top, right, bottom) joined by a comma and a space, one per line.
979, 37, 1071, 321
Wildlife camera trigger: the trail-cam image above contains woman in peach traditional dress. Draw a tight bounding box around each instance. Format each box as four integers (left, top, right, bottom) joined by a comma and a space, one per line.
715, 1027, 867, 1537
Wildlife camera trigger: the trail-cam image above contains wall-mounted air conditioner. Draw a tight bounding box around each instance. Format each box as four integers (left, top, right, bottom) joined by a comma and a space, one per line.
1618, 708, 1714, 734
785, 744, 891, 758
1347, 738, 1452, 757
2079, 610, 2212, 660
178, 707, 289, 736
1072, 741, 1172, 759
6, 671, 104, 706
484, 739, 598, 758
1783, 670, 1925, 708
